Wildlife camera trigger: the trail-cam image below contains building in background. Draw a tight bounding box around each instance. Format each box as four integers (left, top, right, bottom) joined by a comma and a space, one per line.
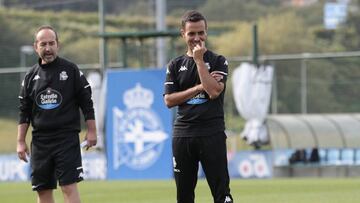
324, 1, 349, 29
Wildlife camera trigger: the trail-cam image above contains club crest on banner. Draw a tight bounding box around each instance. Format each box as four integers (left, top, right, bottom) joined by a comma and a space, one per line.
112, 83, 168, 170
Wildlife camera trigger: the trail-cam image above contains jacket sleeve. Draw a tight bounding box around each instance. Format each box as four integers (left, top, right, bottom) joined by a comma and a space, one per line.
213, 55, 228, 84
74, 66, 95, 121
18, 74, 33, 124
164, 60, 179, 95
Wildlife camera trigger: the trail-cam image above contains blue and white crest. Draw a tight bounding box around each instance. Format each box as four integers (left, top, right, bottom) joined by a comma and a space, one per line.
112, 83, 168, 170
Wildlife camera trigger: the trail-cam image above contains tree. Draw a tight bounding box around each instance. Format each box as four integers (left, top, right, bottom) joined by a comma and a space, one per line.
336, 3, 360, 51
213, 12, 317, 57
0, 10, 28, 67
212, 12, 356, 114
199, 0, 283, 22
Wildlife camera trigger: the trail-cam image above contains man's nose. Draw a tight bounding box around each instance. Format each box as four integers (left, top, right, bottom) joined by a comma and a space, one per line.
194, 34, 200, 41
44, 44, 51, 50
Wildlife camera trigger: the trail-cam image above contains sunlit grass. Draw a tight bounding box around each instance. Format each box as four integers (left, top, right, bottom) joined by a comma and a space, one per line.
1, 178, 360, 203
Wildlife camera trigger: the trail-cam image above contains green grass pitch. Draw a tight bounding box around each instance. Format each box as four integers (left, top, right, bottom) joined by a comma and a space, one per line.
1, 178, 360, 203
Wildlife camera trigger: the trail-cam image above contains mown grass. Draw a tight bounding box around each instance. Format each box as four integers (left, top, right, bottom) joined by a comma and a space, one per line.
1, 178, 360, 203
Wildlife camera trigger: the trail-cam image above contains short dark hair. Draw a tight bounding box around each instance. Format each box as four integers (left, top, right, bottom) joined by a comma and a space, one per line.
181, 10, 207, 29
34, 25, 59, 43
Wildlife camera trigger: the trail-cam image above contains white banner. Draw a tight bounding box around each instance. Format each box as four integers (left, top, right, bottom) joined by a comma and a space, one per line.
232, 63, 274, 146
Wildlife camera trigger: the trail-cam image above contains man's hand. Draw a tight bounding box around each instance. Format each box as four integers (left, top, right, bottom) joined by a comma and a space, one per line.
83, 119, 97, 150
192, 40, 207, 62
210, 72, 224, 82
85, 130, 97, 150
17, 140, 29, 162
195, 83, 204, 92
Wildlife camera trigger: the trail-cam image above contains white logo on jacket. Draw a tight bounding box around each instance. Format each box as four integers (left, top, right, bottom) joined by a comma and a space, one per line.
178, 66, 188, 72
205, 62, 211, 70
33, 75, 41, 81
59, 71, 68, 81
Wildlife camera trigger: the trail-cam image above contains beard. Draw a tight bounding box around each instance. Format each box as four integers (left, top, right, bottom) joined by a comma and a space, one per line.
41, 52, 56, 64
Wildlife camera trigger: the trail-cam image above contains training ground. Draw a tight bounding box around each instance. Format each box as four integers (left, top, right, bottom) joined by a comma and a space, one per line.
1, 178, 359, 203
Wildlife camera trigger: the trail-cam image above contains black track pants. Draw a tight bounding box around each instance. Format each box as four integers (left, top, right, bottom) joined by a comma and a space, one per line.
172, 132, 233, 203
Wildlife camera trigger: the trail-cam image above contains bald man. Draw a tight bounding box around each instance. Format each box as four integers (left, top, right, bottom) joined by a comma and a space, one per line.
17, 25, 97, 203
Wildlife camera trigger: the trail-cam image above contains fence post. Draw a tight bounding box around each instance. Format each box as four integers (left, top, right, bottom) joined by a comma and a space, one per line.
301, 58, 307, 114
252, 24, 259, 67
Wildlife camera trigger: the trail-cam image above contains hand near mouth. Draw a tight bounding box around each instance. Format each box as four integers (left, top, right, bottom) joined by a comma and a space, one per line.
192, 40, 207, 62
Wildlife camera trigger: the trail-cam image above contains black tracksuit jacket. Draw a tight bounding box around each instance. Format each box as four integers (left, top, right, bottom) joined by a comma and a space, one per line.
18, 57, 95, 137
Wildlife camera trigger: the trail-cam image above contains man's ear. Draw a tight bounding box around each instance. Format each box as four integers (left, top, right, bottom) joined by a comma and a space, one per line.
180, 29, 185, 38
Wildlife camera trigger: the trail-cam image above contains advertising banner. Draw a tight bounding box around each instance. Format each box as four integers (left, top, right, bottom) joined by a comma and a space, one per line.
0, 153, 106, 182
228, 150, 272, 178
105, 69, 172, 179
0, 154, 29, 181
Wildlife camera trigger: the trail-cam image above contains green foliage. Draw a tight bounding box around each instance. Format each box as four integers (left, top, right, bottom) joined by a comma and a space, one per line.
2, 1, 360, 134
0, 10, 28, 67
61, 37, 99, 64
0, 7, 232, 67
293, 1, 324, 26
329, 58, 360, 112
214, 12, 318, 57
336, 12, 360, 51
309, 1, 360, 52
211, 8, 360, 114
305, 59, 343, 113
0, 73, 21, 119
200, 0, 283, 22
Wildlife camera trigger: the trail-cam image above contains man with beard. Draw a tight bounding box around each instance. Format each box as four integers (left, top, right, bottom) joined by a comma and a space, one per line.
17, 25, 97, 203
163, 10, 233, 203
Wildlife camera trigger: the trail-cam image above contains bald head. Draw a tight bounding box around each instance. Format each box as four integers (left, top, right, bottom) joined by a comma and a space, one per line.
34, 25, 58, 44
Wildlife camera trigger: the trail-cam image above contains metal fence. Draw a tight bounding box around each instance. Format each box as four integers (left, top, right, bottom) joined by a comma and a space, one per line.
1, 51, 360, 124
228, 51, 360, 115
